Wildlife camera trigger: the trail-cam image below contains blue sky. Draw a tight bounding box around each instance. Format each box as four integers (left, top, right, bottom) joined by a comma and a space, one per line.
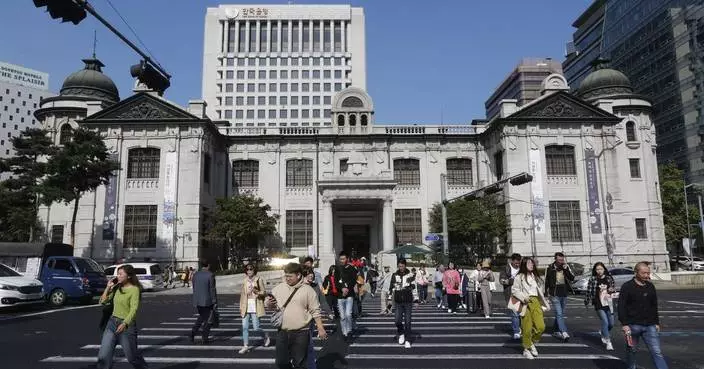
1, 0, 591, 123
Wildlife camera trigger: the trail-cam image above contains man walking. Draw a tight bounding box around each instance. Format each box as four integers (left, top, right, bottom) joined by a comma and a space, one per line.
389, 258, 415, 349
618, 262, 668, 369
335, 251, 358, 340
544, 252, 574, 340
190, 260, 217, 344
500, 253, 522, 339
266, 263, 328, 369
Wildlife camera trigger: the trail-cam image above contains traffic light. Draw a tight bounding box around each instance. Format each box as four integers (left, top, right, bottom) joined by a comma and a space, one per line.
130, 60, 171, 95
509, 172, 534, 186
34, 0, 87, 25
483, 183, 504, 195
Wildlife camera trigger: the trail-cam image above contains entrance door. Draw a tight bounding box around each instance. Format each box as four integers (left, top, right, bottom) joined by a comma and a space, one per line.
342, 224, 370, 259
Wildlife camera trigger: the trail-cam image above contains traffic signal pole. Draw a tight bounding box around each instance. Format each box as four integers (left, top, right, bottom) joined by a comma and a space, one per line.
440, 174, 449, 259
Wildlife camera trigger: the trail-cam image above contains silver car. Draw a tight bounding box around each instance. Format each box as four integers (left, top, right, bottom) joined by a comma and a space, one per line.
571, 267, 635, 294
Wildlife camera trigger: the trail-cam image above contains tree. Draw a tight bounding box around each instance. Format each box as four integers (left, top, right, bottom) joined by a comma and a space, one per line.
204, 195, 278, 269
0, 128, 55, 241
658, 163, 701, 255
429, 195, 508, 264
42, 128, 119, 246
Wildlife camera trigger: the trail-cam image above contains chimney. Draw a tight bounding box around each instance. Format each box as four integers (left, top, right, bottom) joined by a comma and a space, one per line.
499, 99, 518, 118
86, 101, 104, 117
188, 100, 208, 118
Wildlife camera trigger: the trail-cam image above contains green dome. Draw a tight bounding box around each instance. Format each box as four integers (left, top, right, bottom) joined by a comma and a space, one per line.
60, 58, 119, 104
577, 66, 633, 101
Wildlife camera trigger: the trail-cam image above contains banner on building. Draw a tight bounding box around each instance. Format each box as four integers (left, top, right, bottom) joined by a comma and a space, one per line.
584, 148, 603, 234
529, 149, 545, 234
162, 152, 178, 245
102, 154, 118, 240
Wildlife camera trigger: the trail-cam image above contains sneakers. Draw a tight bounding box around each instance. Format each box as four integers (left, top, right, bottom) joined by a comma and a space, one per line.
437, 303, 442, 308
605, 340, 614, 351
264, 337, 271, 347
562, 332, 570, 341
529, 344, 539, 357
600, 337, 608, 345
404, 341, 412, 349
238, 346, 250, 354
398, 334, 405, 345
513, 333, 522, 340
447, 308, 452, 313
485, 315, 490, 319
522, 349, 535, 360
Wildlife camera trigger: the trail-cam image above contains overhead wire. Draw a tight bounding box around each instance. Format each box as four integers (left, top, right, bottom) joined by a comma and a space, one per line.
102, 0, 163, 69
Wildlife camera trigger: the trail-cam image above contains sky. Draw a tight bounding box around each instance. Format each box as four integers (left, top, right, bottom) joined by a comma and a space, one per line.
1, 0, 592, 123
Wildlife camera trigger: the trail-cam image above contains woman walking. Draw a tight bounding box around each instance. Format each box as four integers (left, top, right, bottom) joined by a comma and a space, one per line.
239, 264, 271, 354
322, 265, 339, 319
416, 264, 429, 304
584, 262, 616, 351
96, 265, 148, 369
477, 260, 495, 318
511, 257, 550, 360
443, 262, 461, 314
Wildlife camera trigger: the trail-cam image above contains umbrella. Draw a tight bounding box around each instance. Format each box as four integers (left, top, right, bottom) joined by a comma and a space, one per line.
381, 244, 434, 255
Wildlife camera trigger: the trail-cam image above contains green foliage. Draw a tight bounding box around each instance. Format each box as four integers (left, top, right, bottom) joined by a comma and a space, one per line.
658, 163, 701, 253
429, 195, 508, 263
205, 195, 278, 268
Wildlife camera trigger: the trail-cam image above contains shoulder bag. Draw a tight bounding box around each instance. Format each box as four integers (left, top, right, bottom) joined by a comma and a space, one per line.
270, 287, 300, 329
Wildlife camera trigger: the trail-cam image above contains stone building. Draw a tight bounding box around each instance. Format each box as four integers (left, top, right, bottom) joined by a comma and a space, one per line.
35, 59, 668, 271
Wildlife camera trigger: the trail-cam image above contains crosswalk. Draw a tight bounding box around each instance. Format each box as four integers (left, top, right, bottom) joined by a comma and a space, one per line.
39, 296, 624, 368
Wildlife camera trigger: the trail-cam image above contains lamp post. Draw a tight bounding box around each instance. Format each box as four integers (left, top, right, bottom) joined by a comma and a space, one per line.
440, 174, 449, 258
685, 183, 695, 253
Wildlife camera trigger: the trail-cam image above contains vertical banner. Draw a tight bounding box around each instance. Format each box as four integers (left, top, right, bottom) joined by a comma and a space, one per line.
584, 148, 602, 234
102, 153, 118, 240
162, 152, 178, 246
529, 149, 545, 234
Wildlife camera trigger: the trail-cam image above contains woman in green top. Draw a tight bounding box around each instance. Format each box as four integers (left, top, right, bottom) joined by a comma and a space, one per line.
97, 265, 148, 369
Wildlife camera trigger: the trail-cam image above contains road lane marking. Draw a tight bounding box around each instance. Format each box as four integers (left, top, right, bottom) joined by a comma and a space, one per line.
41, 356, 276, 364
0, 304, 100, 321
345, 354, 621, 360
667, 300, 704, 306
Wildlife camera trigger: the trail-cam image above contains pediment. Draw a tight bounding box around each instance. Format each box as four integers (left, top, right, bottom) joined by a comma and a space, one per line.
507, 91, 618, 121
83, 92, 202, 122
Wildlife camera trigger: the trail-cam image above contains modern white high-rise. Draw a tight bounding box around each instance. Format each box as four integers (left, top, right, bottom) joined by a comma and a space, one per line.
202, 4, 366, 129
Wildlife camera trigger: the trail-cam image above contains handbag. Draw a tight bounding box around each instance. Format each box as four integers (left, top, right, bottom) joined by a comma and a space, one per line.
507, 295, 523, 314
270, 287, 300, 329
208, 307, 220, 328
489, 281, 497, 292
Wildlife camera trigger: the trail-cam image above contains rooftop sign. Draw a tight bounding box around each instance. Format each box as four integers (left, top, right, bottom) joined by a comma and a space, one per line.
0, 61, 49, 91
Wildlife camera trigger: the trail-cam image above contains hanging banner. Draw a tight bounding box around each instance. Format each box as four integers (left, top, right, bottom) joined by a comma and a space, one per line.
529, 149, 545, 234
584, 148, 602, 234
102, 153, 118, 240
162, 152, 178, 245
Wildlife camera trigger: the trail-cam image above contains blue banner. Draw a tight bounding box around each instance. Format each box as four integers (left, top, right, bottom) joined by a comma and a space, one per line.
584, 148, 602, 234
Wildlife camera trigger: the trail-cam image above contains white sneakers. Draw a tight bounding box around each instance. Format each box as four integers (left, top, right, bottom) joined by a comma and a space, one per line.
485, 315, 490, 319
529, 344, 539, 357
513, 333, 522, 340
602, 337, 614, 351
398, 334, 405, 345
448, 308, 452, 313
404, 341, 412, 349
264, 337, 271, 347
562, 332, 570, 341
522, 349, 534, 359
238, 346, 250, 354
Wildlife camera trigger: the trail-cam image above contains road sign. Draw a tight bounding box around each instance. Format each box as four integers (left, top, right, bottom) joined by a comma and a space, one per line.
425, 233, 441, 242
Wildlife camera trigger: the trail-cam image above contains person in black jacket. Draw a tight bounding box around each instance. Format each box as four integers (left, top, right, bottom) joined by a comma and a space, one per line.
389, 258, 415, 349
335, 251, 358, 340
499, 253, 522, 339
618, 262, 668, 369
544, 252, 575, 341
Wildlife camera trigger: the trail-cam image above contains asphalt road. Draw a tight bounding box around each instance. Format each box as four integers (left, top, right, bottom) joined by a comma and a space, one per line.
1, 289, 704, 369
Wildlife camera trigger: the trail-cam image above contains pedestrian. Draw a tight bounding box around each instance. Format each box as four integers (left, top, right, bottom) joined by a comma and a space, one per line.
500, 253, 522, 339
266, 262, 328, 369
458, 268, 469, 310
433, 264, 446, 309
239, 264, 271, 354
321, 265, 339, 320
511, 257, 550, 360
416, 264, 429, 303
302, 266, 320, 369
618, 262, 668, 369
443, 262, 461, 314
389, 258, 415, 349
367, 264, 379, 298
190, 260, 218, 345
477, 260, 495, 318
335, 251, 359, 340
379, 266, 393, 315
545, 252, 575, 341
584, 262, 615, 351
96, 265, 148, 369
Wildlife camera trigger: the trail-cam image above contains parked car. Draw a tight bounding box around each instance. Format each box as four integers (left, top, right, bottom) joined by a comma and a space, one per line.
670, 256, 704, 271
0, 263, 44, 309
105, 263, 164, 291
571, 267, 635, 294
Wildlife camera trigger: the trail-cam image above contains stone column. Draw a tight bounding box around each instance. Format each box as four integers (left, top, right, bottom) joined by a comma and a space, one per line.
323, 198, 334, 255
382, 198, 394, 251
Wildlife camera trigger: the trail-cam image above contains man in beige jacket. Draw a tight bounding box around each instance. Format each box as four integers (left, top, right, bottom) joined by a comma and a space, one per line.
266, 263, 327, 369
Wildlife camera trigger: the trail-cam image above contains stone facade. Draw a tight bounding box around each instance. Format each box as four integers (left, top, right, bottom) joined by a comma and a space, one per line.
35, 74, 668, 271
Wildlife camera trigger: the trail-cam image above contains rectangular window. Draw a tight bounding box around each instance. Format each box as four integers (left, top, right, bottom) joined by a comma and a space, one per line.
313, 83, 321, 92
291, 96, 299, 105
280, 109, 288, 118
226, 70, 234, 79
302, 96, 309, 105
324, 21, 331, 52
291, 70, 299, 79
246, 110, 255, 119
313, 109, 320, 118
237, 58, 245, 66
286, 210, 313, 249
629, 158, 641, 178
494, 150, 504, 180
545, 145, 576, 176
268, 109, 276, 119
340, 159, 348, 174
225, 96, 233, 106
51, 225, 64, 244
290, 84, 298, 92
280, 96, 288, 105
236, 97, 244, 106
123, 205, 158, 248
258, 96, 266, 105
247, 96, 255, 105
334, 21, 342, 52
302, 109, 309, 118
635, 218, 647, 239
286, 159, 313, 186
291, 109, 299, 118
269, 96, 277, 105
269, 70, 277, 79
249, 22, 257, 51
446, 158, 473, 186
324, 96, 331, 104
269, 83, 277, 92
324, 70, 331, 79
302, 83, 310, 92
258, 109, 266, 118
292, 21, 300, 52
259, 21, 267, 52
238, 24, 246, 52
334, 83, 342, 91
258, 83, 266, 92
237, 70, 245, 79
271, 23, 279, 52
395, 209, 422, 245
302, 70, 310, 79
302, 21, 310, 51
232, 160, 259, 187
282, 22, 289, 52
313, 96, 321, 105
227, 23, 236, 52
313, 70, 321, 79
313, 21, 321, 51
203, 154, 211, 185
549, 201, 582, 242
228, 110, 237, 119
127, 148, 160, 178
236, 83, 244, 92
394, 159, 421, 186
281, 70, 288, 79
247, 83, 255, 92
258, 70, 266, 79
226, 83, 234, 92
280, 83, 288, 92
324, 109, 331, 118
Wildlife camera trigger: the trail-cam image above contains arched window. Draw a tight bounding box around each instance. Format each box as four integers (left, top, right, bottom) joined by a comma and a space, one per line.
393, 159, 421, 186
341, 96, 364, 108
626, 121, 637, 142
349, 114, 357, 126
127, 148, 161, 178
361, 114, 368, 125
337, 114, 345, 126
286, 159, 313, 187
545, 145, 576, 176
59, 124, 72, 145
232, 160, 259, 187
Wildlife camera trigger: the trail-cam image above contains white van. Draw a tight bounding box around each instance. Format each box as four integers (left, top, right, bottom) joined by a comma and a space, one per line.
104, 263, 164, 291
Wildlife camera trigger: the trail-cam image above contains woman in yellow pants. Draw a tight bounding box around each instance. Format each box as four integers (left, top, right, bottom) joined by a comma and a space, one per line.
511, 257, 551, 360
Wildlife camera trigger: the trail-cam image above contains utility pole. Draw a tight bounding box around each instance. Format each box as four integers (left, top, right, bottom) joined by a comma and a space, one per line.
685, 183, 694, 254
440, 174, 449, 259
699, 194, 704, 249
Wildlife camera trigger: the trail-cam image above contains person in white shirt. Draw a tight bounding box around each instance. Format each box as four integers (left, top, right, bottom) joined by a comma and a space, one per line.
433, 265, 446, 309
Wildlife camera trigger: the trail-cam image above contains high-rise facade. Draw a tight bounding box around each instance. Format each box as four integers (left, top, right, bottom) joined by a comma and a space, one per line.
202, 5, 366, 130
562, 0, 605, 90
484, 58, 563, 120
565, 0, 704, 184
0, 61, 53, 159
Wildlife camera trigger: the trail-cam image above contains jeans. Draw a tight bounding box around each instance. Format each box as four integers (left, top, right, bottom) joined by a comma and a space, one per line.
551, 296, 568, 333
242, 313, 268, 346
307, 321, 317, 369
509, 309, 521, 335
395, 302, 412, 338
192, 305, 213, 341
97, 317, 148, 369
434, 283, 443, 305
275, 329, 310, 369
337, 296, 355, 336
520, 297, 545, 349
418, 284, 428, 301
595, 308, 613, 339
625, 324, 669, 369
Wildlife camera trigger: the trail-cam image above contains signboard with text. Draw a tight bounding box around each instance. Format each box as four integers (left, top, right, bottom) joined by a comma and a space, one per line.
0, 61, 49, 90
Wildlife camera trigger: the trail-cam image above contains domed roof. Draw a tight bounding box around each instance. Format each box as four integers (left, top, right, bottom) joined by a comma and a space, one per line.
60, 58, 119, 104
577, 60, 633, 101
